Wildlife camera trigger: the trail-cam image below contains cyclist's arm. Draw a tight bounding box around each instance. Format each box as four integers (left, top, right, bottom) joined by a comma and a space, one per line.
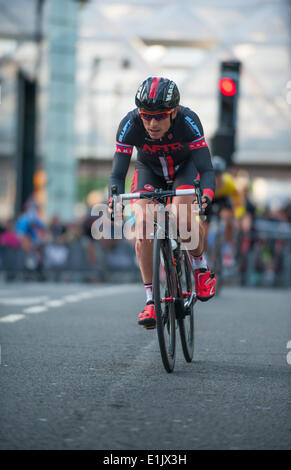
109, 114, 135, 197
184, 109, 215, 200
191, 147, 215, 201
109, 150, 132, 196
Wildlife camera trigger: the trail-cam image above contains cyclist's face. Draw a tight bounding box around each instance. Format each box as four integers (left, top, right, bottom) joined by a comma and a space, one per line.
141, 107, 178, 139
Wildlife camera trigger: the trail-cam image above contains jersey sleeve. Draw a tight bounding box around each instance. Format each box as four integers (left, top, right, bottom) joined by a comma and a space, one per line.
109, 114, 135, 197
183, 109, 215, 198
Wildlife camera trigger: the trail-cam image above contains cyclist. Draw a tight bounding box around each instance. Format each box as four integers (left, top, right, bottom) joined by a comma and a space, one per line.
212, 156, 244, 218
108, 77, 216, 328
205, 156, 246, 269
211, 155, 245, 236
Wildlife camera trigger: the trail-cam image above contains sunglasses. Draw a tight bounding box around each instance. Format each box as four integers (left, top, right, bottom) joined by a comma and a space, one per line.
138, 109, 173, 121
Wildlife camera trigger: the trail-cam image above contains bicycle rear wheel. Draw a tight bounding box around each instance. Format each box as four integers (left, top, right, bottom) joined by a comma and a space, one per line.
177, 250, 195, 362
153, 237, 176, 373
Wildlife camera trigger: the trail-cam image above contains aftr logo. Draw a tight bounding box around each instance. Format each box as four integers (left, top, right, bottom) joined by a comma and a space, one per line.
143, 142, 182, 153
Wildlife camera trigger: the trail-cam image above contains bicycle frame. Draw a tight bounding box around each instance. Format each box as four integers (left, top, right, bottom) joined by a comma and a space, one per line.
112, 186, 198, 303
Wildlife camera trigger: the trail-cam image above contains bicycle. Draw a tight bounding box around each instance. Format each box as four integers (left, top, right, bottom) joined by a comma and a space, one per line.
111, 179, 203, 373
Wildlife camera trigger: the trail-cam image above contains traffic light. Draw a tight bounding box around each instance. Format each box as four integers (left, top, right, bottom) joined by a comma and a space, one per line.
219, 77, 237, 97
210, 60, 241, 166
218, 61, 241, 133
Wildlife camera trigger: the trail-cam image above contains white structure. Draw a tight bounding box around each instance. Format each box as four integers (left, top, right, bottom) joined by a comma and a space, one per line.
0, 0, 290, 219
76, 0, 291, 164
44, 0, 78, 221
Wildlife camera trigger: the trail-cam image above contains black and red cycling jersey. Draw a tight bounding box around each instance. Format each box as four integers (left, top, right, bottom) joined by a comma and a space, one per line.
109, 105, 215, 199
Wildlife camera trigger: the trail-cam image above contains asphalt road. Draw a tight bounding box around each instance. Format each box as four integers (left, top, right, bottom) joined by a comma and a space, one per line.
0, 282, 290, 450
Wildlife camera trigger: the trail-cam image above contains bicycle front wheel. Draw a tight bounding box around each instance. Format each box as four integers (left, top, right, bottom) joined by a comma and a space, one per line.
178, 250, 195, 362
153, 237, 176, 373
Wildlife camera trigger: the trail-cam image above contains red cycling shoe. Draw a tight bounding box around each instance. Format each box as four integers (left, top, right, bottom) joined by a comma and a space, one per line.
194, 268, 216, 301
138, 302, 156, 328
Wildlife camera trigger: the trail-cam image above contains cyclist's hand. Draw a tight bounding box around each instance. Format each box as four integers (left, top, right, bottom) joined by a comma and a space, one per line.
194, 194, 212, 214
108, 197, 113, 215
201, 195, 212, 212
108, 197, 124, 217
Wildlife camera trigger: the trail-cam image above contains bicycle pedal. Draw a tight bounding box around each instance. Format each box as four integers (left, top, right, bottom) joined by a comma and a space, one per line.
144, 325, 156, 330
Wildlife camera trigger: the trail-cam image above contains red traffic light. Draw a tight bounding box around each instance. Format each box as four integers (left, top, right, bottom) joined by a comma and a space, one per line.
219, 77, 237, 96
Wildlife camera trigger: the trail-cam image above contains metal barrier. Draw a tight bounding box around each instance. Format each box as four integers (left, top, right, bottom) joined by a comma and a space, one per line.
236, 219, 291, 288
0, 238, 140, 283
1, 220, 290, 287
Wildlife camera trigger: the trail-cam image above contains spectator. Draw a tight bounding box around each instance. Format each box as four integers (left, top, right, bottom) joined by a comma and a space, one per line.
49, 216, 66, 241
0, 220, 21, 249
15, 204, 46, 245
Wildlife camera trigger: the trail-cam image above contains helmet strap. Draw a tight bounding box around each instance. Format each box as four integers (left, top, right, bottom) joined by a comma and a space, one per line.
170, 113, 176, 128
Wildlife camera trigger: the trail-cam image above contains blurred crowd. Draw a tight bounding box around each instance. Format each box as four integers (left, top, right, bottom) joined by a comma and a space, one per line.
236, 199, 291, 288
0, 202, 139, 283
0, 194, 291, 287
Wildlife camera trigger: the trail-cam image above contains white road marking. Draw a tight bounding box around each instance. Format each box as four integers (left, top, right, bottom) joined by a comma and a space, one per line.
0, 314, 26, 323
62, 285, 141, 302
23, 305, 48, 314
45, 300, 65, 308
81, 285, 142, 298
0, 297, 49, 306
0, 284, 143, 324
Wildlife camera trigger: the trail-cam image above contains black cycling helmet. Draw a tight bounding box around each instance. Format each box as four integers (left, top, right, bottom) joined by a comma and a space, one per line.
212, 155, 227, 174
135, 77, 180, 111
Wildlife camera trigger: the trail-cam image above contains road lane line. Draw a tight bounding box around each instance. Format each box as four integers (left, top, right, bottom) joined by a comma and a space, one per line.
0, 314, 26, 323
0, 297, 49, 306
78, 285, 142, 298
23, 306, 48, 314
62, 285, 142, 303
0, 284, 143, 324
45, 300, 65, 308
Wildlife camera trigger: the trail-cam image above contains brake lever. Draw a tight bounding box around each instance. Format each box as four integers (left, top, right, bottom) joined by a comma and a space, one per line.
193, 178, 203, 214
111, 185, 118, 221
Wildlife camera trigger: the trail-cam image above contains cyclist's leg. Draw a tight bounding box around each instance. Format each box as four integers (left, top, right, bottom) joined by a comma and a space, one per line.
217, 197, 234, 242
172, 161, 215, 300
171, 159, 204, 255
130, 163, 166, 325
130, 162, 165, 284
